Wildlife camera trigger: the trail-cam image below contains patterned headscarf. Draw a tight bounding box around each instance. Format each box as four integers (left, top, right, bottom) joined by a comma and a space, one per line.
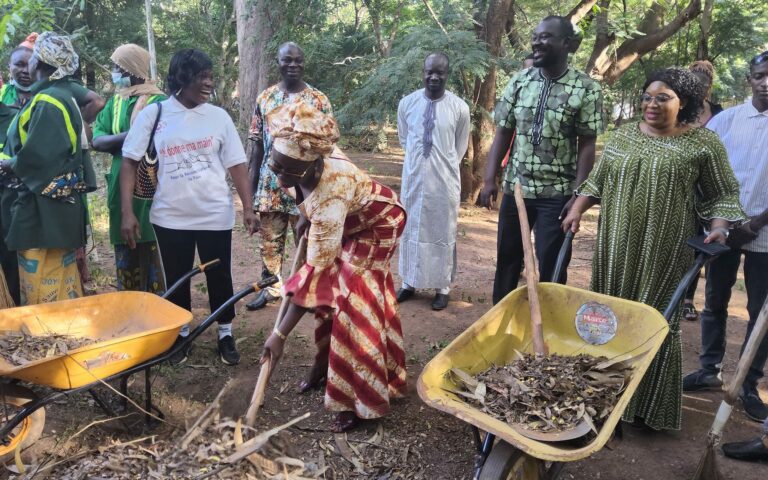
110, 44, 164, 102
111, 44, 152, 81
32, 32, 79, 80
268, 102, 340, 162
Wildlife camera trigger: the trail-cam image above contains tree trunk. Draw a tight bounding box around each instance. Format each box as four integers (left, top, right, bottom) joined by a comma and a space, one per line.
566, 0, 598, 24
588, 0, 702, 85
696, 0, 715, 60
461, 0, 514, 202
362, 0, 405, 58
585, 0, 613, 74
234, 0, 276, 132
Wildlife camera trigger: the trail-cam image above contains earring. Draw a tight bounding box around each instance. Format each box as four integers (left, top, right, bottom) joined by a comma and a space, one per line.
175, 88, 182, 96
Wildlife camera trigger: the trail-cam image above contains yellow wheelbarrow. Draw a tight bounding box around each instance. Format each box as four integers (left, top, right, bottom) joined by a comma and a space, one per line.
417, 233, 729, 479
0, 260, 277, 463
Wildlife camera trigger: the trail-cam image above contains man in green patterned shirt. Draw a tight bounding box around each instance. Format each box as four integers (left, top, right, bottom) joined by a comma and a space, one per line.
479, 15, 603, 304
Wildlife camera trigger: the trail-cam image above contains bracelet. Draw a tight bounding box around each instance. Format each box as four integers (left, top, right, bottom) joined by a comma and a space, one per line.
273, 328, 287, 340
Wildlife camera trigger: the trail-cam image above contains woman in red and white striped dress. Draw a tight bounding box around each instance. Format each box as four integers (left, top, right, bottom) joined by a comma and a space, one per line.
260, 101, 407, 432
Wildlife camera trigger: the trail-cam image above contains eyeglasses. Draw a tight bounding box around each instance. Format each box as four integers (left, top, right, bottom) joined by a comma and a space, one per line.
639, 93, 678, 105
267, 158, 313, 179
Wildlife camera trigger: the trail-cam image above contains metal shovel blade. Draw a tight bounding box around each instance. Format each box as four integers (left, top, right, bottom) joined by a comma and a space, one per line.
511, 417, 592, 442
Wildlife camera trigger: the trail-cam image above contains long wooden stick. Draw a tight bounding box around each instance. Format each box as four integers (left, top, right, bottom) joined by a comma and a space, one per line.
692, 293, 768, 480
245, 235, 308, 426
513, 183, 547, 355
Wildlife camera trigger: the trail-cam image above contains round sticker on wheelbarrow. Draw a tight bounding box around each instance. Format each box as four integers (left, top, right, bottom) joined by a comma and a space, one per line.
575, 301, 617, 345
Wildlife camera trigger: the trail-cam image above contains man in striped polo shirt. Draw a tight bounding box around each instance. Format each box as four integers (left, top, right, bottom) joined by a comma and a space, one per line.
684, 51, 768, 423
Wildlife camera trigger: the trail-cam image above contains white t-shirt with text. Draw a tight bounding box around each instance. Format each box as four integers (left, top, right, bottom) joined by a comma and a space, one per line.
122, 96, 247, 231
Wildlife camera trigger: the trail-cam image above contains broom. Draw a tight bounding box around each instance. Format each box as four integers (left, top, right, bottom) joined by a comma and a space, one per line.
692, 293, 768, 480
244, 235, 308, 427
0, 269, 15, 309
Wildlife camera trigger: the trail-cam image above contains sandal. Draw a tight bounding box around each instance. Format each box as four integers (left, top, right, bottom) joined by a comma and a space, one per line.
683, 302, 699, 321
298, 362, 328, 394
330, 412, 360, 433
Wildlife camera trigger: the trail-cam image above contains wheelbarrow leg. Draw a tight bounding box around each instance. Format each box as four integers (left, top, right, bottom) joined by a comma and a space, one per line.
88, 389, 132, 431
473, 429, 495, 479
144, 367, 164, 428
118, 375, 130, 413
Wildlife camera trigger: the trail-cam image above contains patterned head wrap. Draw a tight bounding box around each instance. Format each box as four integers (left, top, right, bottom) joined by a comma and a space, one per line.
32, 32, 79, 80
111, 44, 152, 80
19, 32, 38, 49
268, 102, 340, 162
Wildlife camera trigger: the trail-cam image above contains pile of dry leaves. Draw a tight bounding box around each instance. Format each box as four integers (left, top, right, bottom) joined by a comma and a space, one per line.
0, 329, 98, 366
448, 353, 632, 435
8, 386, 318, 479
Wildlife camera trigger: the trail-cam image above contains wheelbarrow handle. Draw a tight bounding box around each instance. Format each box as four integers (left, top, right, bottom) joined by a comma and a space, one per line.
551, 231, 574, 283
662, 235, 731, 321
162, 258, 222, 300
171, 275, 280, 352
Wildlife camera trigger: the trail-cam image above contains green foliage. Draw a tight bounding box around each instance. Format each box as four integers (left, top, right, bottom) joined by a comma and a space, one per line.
2, 0, 766, 133
334, 26, 490, 134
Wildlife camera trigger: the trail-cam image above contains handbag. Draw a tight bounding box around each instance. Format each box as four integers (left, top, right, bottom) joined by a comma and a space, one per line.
133, 102, 163, 199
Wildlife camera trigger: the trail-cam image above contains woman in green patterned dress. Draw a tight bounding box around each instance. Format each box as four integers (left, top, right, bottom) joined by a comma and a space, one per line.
561, 68, 746, 431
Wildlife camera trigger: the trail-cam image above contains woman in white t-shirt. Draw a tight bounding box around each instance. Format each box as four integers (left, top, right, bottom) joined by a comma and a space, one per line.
120, 49, 257, 366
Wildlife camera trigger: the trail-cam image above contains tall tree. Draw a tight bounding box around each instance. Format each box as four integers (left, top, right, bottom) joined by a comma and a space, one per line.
461, 0, 514, 201
585, 0, 703, 84
235, 0, 277, 131
362, 0, 406, 58
696, 0, 715, 60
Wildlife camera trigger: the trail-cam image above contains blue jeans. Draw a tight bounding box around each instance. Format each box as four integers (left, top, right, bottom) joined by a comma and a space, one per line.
492, 195, 570, 304
699, 249, 768, 395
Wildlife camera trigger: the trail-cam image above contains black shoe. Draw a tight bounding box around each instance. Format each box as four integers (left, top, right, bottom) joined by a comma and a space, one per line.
218, 335, 240, 366
682, 369, 723, 392
740, 392, 768, 422
431, 293, 449, 311
396, 288, 415, 303
246, 290, 279, 311
722, 436, 768, 462
168, 335, 192, 365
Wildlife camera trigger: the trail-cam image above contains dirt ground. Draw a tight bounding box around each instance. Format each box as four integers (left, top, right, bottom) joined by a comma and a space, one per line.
11, 148, 768, 480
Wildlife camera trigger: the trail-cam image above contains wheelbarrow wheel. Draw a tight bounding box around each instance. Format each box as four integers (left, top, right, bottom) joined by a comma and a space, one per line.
479, 441, 562, 480
0, 385, 45, 464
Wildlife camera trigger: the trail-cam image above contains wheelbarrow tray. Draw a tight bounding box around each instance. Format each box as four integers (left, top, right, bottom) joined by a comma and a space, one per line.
0, 292, 191, 389
417, 282, 669, 463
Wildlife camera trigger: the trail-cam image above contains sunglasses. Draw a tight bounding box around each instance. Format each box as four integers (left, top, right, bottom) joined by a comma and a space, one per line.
267, 158, 313, 179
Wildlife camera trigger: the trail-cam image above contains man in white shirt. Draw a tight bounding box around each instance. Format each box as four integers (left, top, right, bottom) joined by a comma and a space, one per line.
395, 52, 470, 311
683, 51, 768, 423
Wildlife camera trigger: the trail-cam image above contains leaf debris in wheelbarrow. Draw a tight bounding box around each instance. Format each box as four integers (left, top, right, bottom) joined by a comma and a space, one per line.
447, 353, 631, 434
0, 328, 99, 366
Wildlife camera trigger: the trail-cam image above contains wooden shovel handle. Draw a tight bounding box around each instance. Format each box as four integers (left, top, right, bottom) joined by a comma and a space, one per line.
724, 293, 768, 405
513, 183, 547, 355
244, 235, 309, 427
245, 357, 271, 427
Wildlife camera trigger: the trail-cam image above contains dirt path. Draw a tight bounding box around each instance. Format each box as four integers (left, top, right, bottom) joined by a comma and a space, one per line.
17, 150, 767, 479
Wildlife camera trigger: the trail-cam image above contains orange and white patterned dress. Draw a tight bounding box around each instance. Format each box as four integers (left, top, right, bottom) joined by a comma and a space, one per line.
284, 154, 407, 419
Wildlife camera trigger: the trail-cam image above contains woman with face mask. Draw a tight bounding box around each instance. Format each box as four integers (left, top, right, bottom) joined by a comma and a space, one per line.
92, 44, 166, 295
0, 32, 97, 306
0, 34, 37, 109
